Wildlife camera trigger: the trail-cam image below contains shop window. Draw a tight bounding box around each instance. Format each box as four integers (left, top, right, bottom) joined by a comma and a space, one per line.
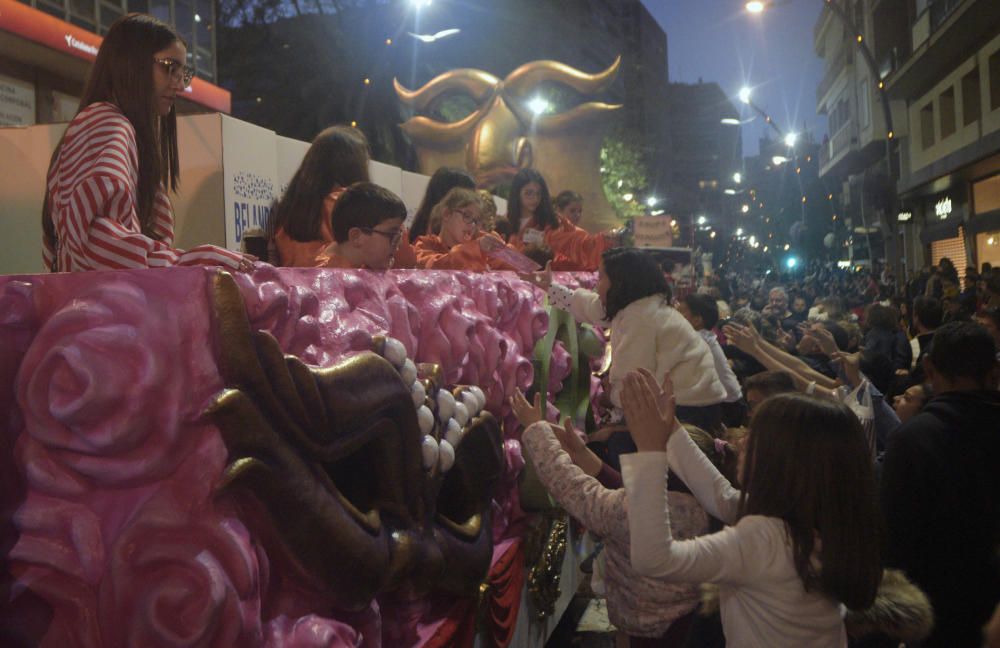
174, 0, 194, 43
127, 0, 147, 13
69, 0, 95, 22
99, 1, 123, 35
858, 80, 870, 128
962, 68, 980, 126
150, 0, 169, 24
973, 173, 1000, 214
991, 49, 1000, 111
939, 86, 955, 139
195, 0, 212, 48
35, 0, 66, 19
920, 101, 934, 150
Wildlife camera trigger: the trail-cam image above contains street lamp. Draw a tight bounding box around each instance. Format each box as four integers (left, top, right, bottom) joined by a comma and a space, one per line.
746, 0, 900, 278
783, 132, 798, 148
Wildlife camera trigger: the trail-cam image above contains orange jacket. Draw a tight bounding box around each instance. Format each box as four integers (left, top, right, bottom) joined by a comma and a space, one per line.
274, 190, 341, 267
413, 235, 519, 271
509, 217, 609, 271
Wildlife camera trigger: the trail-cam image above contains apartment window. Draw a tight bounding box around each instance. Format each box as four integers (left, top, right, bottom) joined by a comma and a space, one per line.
858, 80, 871, 128
991, 49, 1000, 111
963, 68, 981, 126
940, 86, 956, 139
921, 102, 934, 150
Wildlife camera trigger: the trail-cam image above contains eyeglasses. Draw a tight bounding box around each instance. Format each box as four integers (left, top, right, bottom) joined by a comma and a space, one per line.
454, 208, 480, 225
360, 227, 403, 247
154, 58, 196, 88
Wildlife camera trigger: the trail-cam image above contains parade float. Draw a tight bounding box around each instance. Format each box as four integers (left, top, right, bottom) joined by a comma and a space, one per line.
0, 50, 626, 645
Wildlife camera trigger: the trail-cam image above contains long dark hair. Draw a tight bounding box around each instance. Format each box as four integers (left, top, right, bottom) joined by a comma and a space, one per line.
601, 247, 671, 320
508, 168, 558, 233
408, 167, 475, 243
271, 125, 370, 242
741, 394, 881, 610
43, 13, 183, 254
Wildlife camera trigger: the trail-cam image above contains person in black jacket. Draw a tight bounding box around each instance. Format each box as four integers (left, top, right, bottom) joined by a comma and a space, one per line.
880, 321, 1000, 647
863, 303, 912, 373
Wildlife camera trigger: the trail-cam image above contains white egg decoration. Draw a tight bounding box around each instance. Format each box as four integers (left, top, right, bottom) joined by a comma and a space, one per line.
421, 435, 439, 471
400, 359, 417, 387
382, 337, 407, 368
417, 405, 434, 436
438, 439, 455, 472
460, 391, 480, 417
468, 386, 486, 411
445, 418, 463, 448
437, 389, 455, 423
453, 401, 469, 427
411, 380, 426, 408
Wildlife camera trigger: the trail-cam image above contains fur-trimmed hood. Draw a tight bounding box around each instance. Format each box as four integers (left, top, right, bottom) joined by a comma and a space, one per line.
698, 569, 934, 642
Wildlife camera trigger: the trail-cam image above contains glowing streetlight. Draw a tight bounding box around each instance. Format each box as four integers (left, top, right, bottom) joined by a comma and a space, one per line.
784, 132, 798, 148
736, 228, 744, 236
696, 215, 707, 225
622, 193, 634, 202
527, 96, 551, 116
738, 87, 752, 104
741, 204, 750, 214
733, 172, 742, 184
745, 1, 766, 13
411, 0, 432, 6
771, 155, 789, 165
784, 243, 790, 251
646, 196, 658, 207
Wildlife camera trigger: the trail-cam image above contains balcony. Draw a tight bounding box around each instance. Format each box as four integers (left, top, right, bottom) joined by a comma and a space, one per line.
816, 45, 853, 107
819, 121, 855, 176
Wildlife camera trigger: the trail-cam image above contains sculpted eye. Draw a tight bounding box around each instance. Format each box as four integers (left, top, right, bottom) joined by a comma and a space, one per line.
520, 81, 586, 116
426, 90, 481, 124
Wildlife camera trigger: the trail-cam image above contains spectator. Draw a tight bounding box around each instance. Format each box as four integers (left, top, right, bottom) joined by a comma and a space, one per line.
881, 321, 1000, 647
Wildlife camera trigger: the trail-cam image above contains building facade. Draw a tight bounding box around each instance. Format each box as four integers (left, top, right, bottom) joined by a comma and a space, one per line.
0, 0, 229, 127
883, 0, 1000, 278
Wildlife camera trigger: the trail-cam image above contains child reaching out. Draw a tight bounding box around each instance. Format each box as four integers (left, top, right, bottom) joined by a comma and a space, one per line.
620, 368, 881, 647
520, 247, 726, 438
510, 389, 710, 646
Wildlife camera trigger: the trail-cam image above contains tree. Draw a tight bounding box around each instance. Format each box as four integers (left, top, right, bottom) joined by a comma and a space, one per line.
599, 129, 647, 222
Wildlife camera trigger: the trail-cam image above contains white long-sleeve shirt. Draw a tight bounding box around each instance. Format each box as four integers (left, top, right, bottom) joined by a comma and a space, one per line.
547, 284, 726, 407
700, 329, 742, 402
622, 430, 847, 648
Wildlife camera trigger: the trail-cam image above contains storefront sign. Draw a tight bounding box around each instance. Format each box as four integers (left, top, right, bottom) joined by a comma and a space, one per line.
0, 73, 34, 125
935, 197, 952, 219
897, 211, 912, 222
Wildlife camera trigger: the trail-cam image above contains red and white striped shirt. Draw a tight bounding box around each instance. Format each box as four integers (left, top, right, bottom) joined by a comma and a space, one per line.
43, 102, 242, 272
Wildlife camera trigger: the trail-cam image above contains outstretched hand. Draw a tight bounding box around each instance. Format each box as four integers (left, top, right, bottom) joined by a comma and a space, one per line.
510, 388, 545, 427
722, 322, 758, 354
518, 261, 553, 291
621, 369, 677, 452
553, 417, 604, 477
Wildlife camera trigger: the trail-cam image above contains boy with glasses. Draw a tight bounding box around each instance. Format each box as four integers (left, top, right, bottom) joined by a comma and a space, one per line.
319, 182, 406, 270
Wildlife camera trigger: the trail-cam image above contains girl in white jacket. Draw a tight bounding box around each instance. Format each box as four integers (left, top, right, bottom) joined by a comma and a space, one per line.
521, 248, 726, 444
620, 368, 882, 647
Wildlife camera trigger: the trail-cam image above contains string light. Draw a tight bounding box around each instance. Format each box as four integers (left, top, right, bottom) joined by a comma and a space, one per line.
351, 120, 357, 127
385, 38, 393, 45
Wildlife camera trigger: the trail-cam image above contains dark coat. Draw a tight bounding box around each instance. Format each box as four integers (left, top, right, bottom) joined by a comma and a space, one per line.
881, 390, 1000, 647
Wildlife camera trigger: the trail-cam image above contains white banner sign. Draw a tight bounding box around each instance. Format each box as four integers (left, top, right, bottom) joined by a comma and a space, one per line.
0, 74, 36, 126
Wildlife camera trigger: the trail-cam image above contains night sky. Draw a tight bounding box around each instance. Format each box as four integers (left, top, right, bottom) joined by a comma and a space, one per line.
644, 0, 828, 156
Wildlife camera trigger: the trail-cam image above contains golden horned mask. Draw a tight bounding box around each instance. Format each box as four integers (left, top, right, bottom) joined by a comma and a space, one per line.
395, 58, 623, 232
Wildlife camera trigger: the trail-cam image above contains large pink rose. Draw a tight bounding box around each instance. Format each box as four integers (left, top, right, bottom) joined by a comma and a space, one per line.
99, 514, 262, 648
16, 281, 205, 486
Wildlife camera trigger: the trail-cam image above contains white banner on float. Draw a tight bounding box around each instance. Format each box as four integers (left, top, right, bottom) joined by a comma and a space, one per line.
275, 135, 309, 198
222, 114, 278, 250
401, 170, 430, 224
370, 159, 403, 200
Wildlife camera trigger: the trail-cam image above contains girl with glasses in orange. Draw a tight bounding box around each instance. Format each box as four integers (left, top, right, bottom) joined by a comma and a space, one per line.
413, 188, 520, 271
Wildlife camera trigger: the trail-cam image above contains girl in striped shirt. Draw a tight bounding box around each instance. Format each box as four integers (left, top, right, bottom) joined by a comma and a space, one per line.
42, 14, 254, 273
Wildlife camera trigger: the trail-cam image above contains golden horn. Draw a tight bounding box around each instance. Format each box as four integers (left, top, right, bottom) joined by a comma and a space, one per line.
503, 56, 622, 96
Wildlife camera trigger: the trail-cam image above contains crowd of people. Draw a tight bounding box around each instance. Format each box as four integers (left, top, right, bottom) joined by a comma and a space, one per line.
35, 12, 1000, 648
